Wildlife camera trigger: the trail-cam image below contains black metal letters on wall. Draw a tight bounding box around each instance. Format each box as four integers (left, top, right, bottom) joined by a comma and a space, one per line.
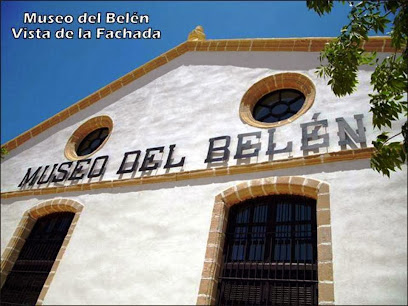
17, 114, 367, 188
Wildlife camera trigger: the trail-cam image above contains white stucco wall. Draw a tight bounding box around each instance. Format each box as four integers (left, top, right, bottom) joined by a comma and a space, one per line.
1, 51, 407, 305
1, 161, 407, 305
1, 52, 404, 192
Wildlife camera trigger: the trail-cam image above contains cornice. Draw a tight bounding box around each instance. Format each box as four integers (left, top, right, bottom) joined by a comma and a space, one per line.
1, 37, 394, 153
1, 147, 374, 199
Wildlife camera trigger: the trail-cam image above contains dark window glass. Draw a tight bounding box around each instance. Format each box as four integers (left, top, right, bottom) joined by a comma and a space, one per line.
217, 195, 318, 305
1, 212, 74, 306
76, 127, 109, 156
253, 89, 305, 123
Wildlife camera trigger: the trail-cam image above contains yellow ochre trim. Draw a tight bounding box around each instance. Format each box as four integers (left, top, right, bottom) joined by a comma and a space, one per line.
64, 115, 113, 161
1, 36, 394, 153
239, 72, 316, 128
1, 199, 84, 305
1, 147, 374, 199
197, 176, 334, 305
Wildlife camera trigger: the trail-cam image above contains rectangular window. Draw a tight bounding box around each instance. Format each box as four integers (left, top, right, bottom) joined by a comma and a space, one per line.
217, 195, 317, 305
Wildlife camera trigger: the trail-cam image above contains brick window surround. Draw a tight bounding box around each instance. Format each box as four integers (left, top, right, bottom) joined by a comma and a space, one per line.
197, 176, 334, 305
64, 115, 113, 161
239, 73, 316, 128
1, 199, 84, 305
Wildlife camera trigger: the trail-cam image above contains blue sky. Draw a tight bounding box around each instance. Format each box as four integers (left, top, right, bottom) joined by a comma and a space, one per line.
1, 1, 355, 144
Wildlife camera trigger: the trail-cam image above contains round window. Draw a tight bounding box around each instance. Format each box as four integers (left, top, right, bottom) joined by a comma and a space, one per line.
76, 127, 110, 156
253, 89, 305, 123
64, 115, 113, 161
239, 73, 316, 128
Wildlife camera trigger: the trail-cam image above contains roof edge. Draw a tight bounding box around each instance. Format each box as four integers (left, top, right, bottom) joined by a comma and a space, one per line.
1, 36, 394, 153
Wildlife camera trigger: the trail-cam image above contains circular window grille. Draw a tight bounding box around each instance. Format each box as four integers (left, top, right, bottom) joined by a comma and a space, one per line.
65, 115, 113, 161
253, 89, 305, 123
76, 127, 110, 156
240, 73, 316, 128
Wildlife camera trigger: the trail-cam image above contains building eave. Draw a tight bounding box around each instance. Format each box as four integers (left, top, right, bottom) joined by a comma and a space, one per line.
1, 36, 394, 153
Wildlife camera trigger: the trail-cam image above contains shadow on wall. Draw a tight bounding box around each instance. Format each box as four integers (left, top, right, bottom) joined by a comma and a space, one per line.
1, 158, 371, 206
3, 50, 384, 160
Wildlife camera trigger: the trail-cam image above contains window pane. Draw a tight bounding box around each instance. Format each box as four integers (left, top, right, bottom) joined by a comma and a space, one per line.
252, 89, 306, 124
253, 106, 269, 120
1, 212, 75, 305
219, 195, 317, 305
77, 127, 109, 156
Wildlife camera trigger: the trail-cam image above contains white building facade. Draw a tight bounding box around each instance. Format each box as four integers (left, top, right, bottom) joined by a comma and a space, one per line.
1, 30, 407, 305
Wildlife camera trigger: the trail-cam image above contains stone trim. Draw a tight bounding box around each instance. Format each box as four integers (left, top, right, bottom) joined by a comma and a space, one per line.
188, 26, 206, 41
64, 115, 113, 161
0, 199, 83, 305
1, 37, 394, 153
240, 72, 316, 128
197, 176, 334, 305
1, 147, 373, 199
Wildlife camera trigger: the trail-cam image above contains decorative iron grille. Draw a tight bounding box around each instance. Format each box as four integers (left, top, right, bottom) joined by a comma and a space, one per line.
76, 127, 109, 156
217, 195, 317, 305
253, 89, 306, 123
1, 212, 74, 306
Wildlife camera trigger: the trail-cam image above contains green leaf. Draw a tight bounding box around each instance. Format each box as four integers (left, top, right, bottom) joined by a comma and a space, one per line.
308, 0, 408, 176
